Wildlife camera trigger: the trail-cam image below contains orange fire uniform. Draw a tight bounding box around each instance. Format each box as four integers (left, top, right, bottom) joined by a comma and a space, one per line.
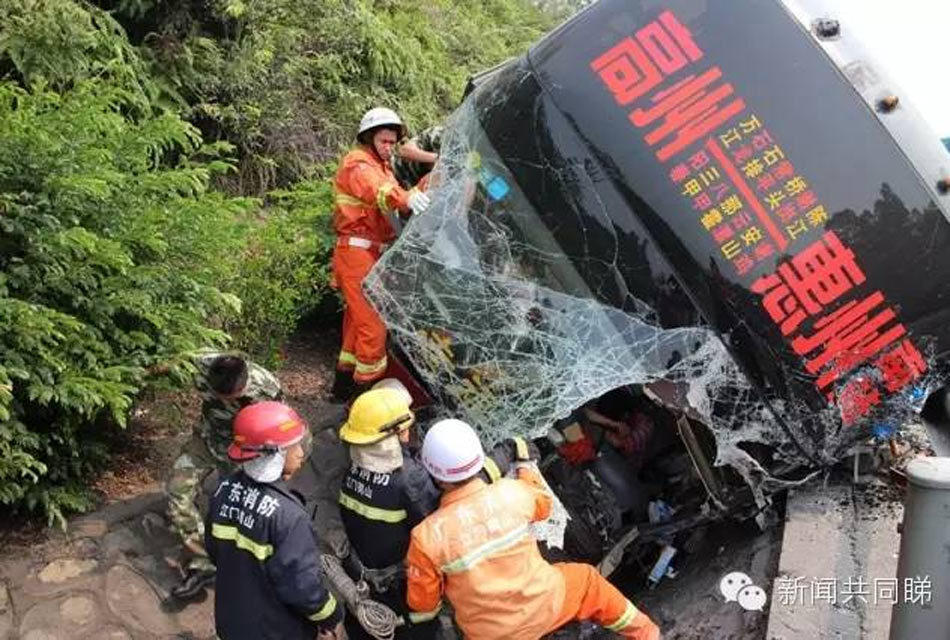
332, 145, 413, 384
405, 467, 660, 640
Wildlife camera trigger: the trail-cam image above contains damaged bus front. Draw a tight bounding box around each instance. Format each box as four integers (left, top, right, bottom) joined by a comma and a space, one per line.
364, 0, 950, 564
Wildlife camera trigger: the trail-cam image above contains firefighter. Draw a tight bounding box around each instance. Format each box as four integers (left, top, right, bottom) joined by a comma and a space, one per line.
166, 352, 283, 602
406, 419, 661, 640
337, 386, 440, 639
331, 107, 431, 400
207, 401, 344, 640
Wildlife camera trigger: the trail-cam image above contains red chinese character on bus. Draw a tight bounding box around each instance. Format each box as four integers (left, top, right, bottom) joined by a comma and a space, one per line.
792, 291, 907, 392
734, 254, 755, 275
775, 203, 798, 223
590, 11, 702, 106
630, 67, 746, 162
751, 231, 866, 335
874, 339, 927, 393
836, 377, 881, 425
693, 193, 713, 210
732, 145, 753, 164
636, 11, 703, 71
796, 190, 818, 210
669, 163, 690, 183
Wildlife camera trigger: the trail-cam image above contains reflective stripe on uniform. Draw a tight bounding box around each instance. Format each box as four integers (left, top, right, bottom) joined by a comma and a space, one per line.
211, 523, 274, 561
308, 593, 338, 621
605, 601, 639, 632
513, 437, 529, 461
441, 524, 530, 574
355, 356, 387, 376
338, 351, 357, 365
335, 192, 369, 208
376, 182, 395, 214
339, 491, 407, 523
408, 601, 443, 623
483, 457, 501, 483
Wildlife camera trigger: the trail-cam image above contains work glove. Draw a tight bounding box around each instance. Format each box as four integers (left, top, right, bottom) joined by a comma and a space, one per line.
408, 188, 431, 214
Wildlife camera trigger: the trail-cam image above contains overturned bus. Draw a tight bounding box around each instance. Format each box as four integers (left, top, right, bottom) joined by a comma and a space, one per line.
361, 0, 950, 567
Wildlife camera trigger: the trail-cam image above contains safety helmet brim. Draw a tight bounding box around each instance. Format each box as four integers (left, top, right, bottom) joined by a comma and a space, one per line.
339, 412, 414, 445
357, 107, 406, 141
227, 430, 304, 462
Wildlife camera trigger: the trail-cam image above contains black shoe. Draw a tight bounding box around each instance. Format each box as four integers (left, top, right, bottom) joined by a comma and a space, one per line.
330, 370, 355, 402
170, 568, 216, 601
349, 381, 373, 400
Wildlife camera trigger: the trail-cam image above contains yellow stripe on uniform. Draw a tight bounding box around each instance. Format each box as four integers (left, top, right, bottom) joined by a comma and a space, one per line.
308, 593, 338, 621
376, 182, 396, 214
483, 457, 501, 483
335, 192, 369, 208
355, 356, 388, 376
408, 601, 443, 623
441, 525, 529, 574
605, 601, 639, 631
211, 523, 274, 561
338, 350, 357, 365
513, 437, 529, 461
339, 491, 407, 523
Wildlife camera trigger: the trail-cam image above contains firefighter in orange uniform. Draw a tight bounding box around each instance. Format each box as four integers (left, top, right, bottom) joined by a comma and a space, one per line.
331, 108, 431, 400
406, 419, 661, 640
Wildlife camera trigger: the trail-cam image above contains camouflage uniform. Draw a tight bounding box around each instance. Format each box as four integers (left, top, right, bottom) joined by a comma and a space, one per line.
165, 353, 283, 572
391, 125, 443, 189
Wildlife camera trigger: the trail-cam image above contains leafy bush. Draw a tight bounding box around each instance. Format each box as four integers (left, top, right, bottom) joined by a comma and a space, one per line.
108, 0, 556, 193
0, 79, 250, 525
0, 0, 560, 523
224, 177, 337, 364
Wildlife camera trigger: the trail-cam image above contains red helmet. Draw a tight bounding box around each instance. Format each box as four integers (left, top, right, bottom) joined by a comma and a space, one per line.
228, 401, 307, 462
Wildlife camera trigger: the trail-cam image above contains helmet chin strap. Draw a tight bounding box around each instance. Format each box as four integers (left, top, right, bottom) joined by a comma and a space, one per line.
378, 413, 413, 435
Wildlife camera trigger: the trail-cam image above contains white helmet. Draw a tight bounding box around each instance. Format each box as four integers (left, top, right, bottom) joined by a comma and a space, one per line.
421, 419, 485, 483
371, 377, 412, 407
358, 107, 405, 139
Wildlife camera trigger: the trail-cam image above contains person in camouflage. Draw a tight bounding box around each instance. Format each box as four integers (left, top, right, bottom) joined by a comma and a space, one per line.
165, 353, 283, 602
391, 125, 442, 191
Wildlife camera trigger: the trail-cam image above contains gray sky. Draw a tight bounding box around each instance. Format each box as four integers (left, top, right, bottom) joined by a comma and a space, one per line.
836, 1, 950, 135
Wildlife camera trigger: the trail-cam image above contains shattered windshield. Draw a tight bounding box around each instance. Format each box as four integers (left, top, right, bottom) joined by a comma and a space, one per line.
365, 0, 947, 491
364, 94, 800, 495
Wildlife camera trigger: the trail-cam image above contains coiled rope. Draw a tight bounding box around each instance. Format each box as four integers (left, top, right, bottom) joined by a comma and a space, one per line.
321, 553, 403, 640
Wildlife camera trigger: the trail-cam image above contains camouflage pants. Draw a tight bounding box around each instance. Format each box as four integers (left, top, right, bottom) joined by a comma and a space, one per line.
166, 434, 234, 573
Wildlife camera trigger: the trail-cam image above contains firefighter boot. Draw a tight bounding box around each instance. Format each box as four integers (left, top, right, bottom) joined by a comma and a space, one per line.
330, 369, 356, 402
170, 567, 216, 601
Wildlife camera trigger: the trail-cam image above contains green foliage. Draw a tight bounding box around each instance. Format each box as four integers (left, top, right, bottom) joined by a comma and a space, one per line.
224, 177, 337, 365
111, 0, 556, 193
0, 79, 249, 525
0, 0, 164, 110
0, 0, 557, 522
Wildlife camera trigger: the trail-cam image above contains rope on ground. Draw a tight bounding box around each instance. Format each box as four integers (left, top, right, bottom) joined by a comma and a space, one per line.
321, 553, 402, 640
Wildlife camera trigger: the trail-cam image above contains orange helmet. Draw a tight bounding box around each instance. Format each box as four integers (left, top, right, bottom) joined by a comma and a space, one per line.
228, 401, 307, 462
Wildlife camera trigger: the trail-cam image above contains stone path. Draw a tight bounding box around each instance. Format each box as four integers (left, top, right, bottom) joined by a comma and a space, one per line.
0, 402, 351, 640
0, 490, 215, 640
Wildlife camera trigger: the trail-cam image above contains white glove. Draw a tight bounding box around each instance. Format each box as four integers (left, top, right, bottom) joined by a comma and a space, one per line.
408, 189, 431, 214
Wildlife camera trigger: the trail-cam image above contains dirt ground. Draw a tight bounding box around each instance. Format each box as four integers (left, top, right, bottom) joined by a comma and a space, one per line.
0, 319, 343, 549
91, 321, 343, 500
628, 517, 783, 640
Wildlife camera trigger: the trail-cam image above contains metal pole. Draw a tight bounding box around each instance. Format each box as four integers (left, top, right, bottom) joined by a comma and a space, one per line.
888, 457, 950, 639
